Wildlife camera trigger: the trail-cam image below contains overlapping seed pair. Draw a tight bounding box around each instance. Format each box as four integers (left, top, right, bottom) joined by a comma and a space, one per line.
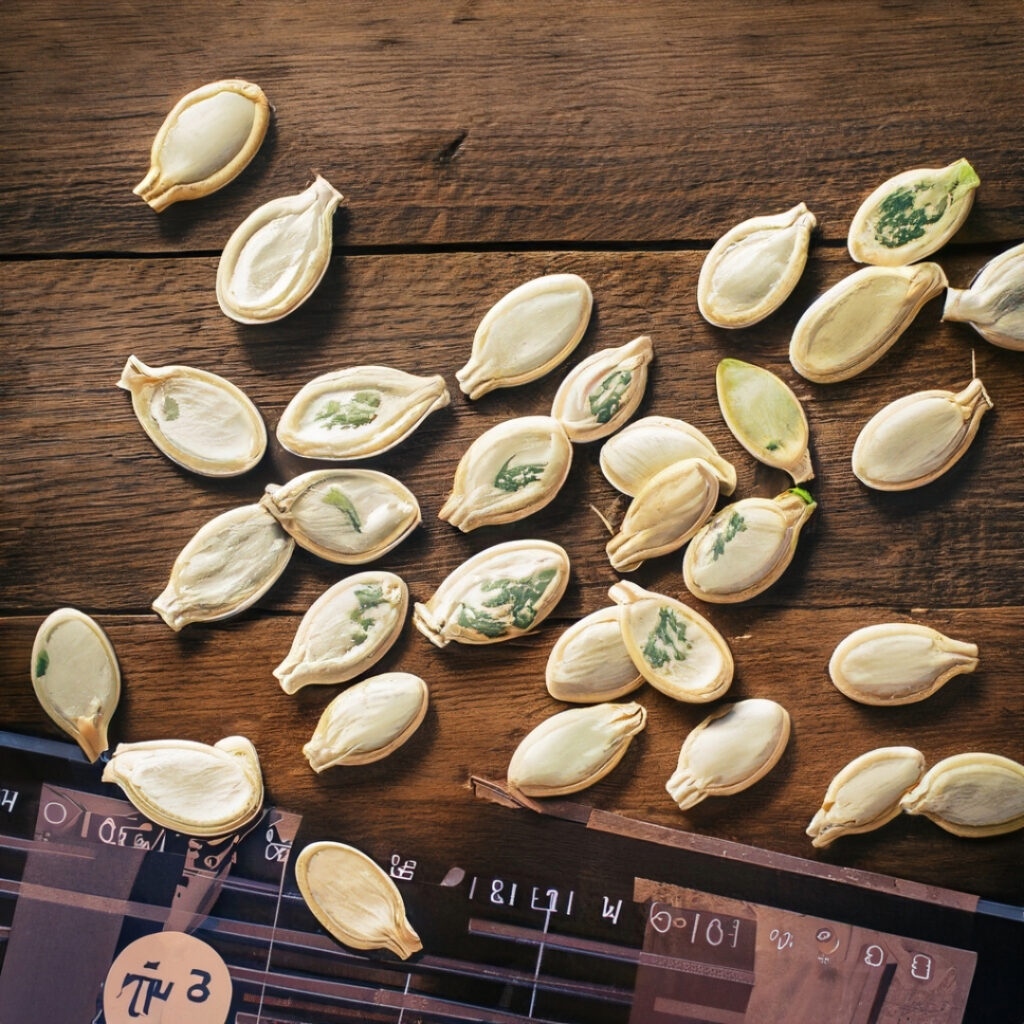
808, 748, 1024, 846
600, 419, 736, 573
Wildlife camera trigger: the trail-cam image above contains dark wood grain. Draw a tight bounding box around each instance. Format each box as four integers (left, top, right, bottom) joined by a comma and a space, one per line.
1, 0, 1023, 253
1, 249, 1020, 614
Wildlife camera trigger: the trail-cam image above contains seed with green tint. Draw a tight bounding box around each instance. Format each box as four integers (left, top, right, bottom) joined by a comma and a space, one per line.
493, 456, 546, 492
848, 158, 980, 267
315, 391, 381, 430
588, 370, 632, 424
716, 359, 813, 483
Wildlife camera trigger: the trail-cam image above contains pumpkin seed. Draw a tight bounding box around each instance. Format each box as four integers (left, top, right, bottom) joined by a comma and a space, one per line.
943, 241, 1024, 351
413, 540, 569, 647
262, 469, 420, 564
545, 606, 644, 704
31, 608, 120, 762
550, 334, 653, 442
806, 746, 926, 848
134, 79, 270, 212
848, 158, 980, 266
439, 416, 572, 532
153, 503, 294, 631
303, 672, 428, 771
610, 581, 733, 703
606, 458, 719, 572
296, 840, 422, 959
789, 263, 947, 383
829, 622, 978, 705
277, 365, 449, 460
275, 571, 408, 694
698, 203, 816, 328
101, 736, 264, 837
852, 377, 992, 490
599, 416, 737, 496
900, 753, 1024, 838
456, 274, 592, 399
683, 489, 816, 604
507, 702, 647, 797
217, 175, 344, 324
666, 699, 790, 811
118, 355, 266, 476
716, 358, 813, 483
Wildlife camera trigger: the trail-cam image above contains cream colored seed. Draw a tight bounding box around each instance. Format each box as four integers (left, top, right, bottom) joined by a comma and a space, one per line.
806, 747, 925, 848
789, 263, 947, 383
134, 79, 270, 212
118, 355, 267, 477
852, 377, 993, 491
217, 175, 344, 324
610, 581, 733, 703
153, 503, 295, 631
31, 608, 120, 762
303, 672, 428, 772
296, 841, 422, 959
277, 365, 450, 461
829, 622, 978, 706
507, 702, 647, 797
438, 416, 572, 532
683, 488, 816, 605
606, 458, 719, 573
848, 158, 980, 266
101, 736, 264, 837
545, 606, 644, 704
900, 753, 1024, 838
599, 416, 737, 497
943, 241, 1024, 351
261, 468, 420, 564
666, 699, 791, 811
275, 571, 408, 694
456, 274, 593, 399
550, 334, 654, 442
413, 540, 569, 648
698, 203, 816, 329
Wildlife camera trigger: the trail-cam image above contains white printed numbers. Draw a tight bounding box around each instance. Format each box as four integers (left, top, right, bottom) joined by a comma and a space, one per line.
390, 854, 417, 881
602, 897, 623, 926
531, 886, 574, 914
0, 788, 17, 812
910, 954, 933, 981
864, 944, 885, 968
648, 903, 742, 949
863, 945, 935, 983
490, 879, 518, 906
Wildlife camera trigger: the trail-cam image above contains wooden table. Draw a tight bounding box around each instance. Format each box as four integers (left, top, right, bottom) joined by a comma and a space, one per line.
2, 0, 1021, 929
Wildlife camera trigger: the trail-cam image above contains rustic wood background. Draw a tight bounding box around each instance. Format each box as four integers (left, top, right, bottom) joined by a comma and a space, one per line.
2, 0, 1021, 911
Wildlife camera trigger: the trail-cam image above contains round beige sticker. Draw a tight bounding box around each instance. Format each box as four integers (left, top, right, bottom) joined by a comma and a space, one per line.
103, 931, 232, 1024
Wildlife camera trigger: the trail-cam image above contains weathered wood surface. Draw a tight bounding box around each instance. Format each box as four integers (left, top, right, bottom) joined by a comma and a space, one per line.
1, 0, 1022, 916
2, 0, 1024, 252
2, 247, 1021, 900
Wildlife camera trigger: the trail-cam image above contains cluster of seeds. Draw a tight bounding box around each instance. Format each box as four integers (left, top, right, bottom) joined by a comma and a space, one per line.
24, 82, 1024, 962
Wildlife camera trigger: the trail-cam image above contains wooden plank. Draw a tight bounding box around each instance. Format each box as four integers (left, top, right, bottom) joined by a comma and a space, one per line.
2, 0, 1023, 252
1, 606, 1020, 902
1, 249, 1020, 615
